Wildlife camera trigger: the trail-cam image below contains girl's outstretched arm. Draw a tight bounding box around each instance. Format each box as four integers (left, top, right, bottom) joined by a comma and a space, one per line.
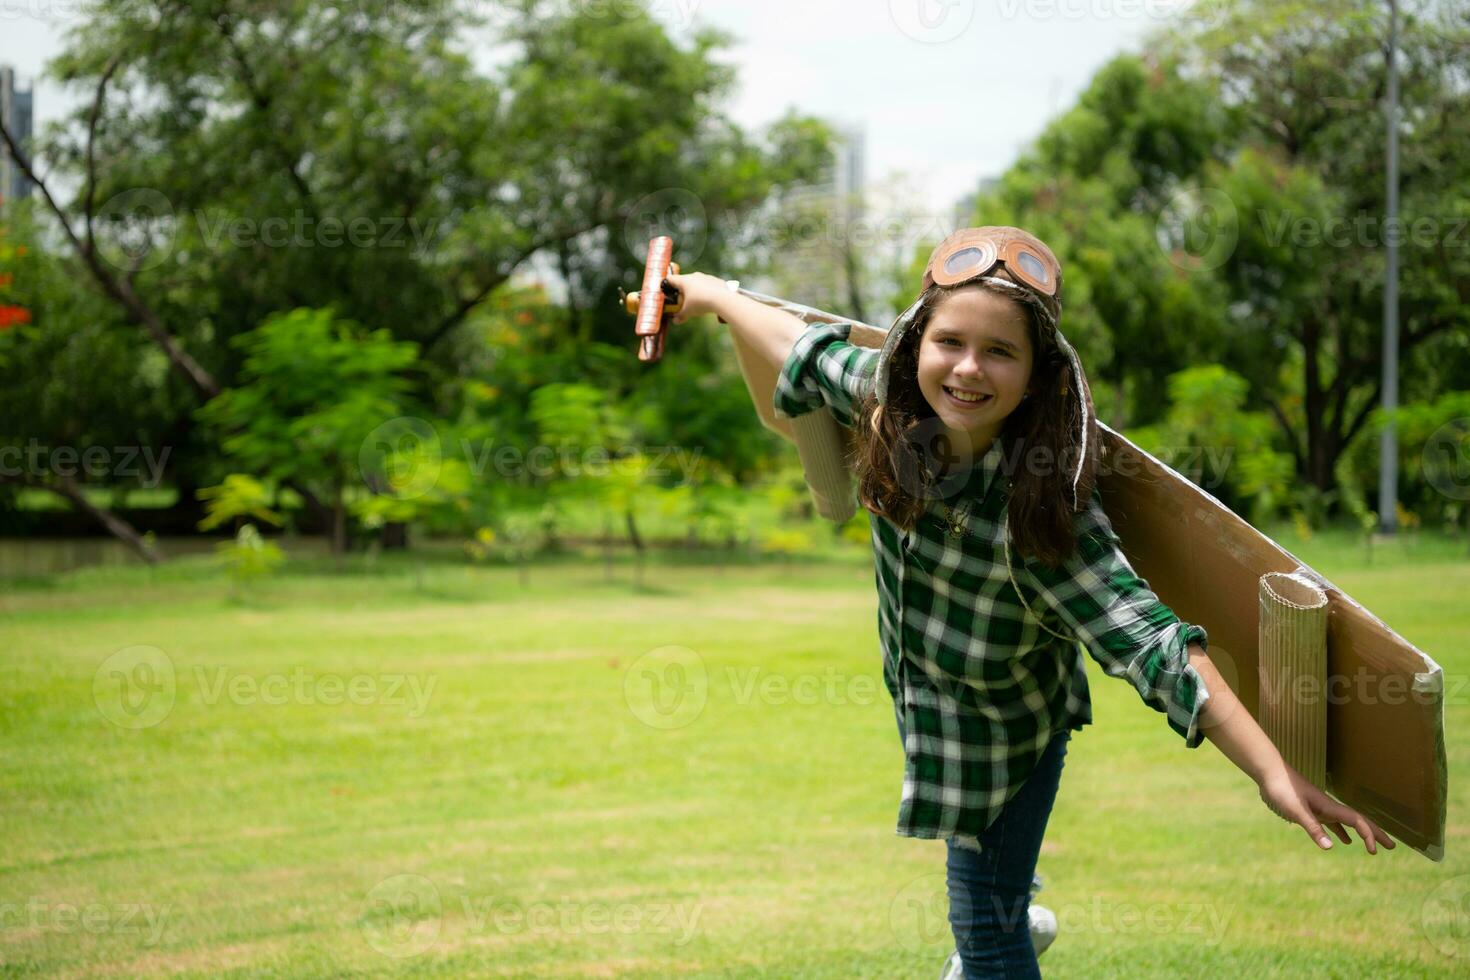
1188, 643, 1396, 856
665, 271, 806, 368
1015, 492, 1398, 859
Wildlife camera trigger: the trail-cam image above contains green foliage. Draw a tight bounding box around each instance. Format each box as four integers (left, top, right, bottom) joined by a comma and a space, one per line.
757, 526, 818, 557
1161, 0, 1470, 495
1339, 390, 1470, 535
627, 348, 782, 485
1127, 364, 1295, 525
197, 307, 417, 478
969, 52, 1236, 424
15, 0, 832, 550
215, 522, 285, 590
495, 1, 835, 355
528, 382, 629, 450
195, 307, 423, 548
353, 423, 474, 533
969, 0, 1470, 516
0, 206, 180, 493
465, 515, 542, 566
670, 468, 747, 546
840, 508, 872, 547
196, 474, 282, 531
524, 382, 695, 549
13, 0, 1469, 554
0, 216, 32, 360
758, 460, 823, 523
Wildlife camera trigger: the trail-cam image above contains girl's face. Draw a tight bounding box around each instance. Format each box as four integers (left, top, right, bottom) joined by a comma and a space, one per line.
915, 285, 1035, 458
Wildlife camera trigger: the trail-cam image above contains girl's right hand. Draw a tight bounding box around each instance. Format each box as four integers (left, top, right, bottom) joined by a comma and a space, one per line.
664, 271, 731, 325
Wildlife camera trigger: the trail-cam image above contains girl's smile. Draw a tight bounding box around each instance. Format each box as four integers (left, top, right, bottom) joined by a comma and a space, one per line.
940, 386, 993, 406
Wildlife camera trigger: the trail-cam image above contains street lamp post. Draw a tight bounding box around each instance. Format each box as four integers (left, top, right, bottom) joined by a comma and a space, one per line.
1378, 0, 1401, 535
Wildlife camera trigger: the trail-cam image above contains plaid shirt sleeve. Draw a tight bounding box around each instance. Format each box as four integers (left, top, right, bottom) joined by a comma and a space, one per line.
1012, 492, 1213, 748
771, 321, 878, 429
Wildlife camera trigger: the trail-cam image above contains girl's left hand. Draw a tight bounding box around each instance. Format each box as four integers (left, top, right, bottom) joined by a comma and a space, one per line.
1257, 762, 1397, 855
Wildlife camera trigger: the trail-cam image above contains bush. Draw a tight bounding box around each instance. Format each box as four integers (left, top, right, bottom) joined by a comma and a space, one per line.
1126, 364, 1296, 525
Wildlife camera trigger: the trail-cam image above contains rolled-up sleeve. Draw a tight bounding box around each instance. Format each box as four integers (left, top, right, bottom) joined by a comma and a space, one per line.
1013, 492, 1212, 748
771, 321, 878, 429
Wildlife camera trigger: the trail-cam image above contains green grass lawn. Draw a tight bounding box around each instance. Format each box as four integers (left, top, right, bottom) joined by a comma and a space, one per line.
1, 533, 1467, 977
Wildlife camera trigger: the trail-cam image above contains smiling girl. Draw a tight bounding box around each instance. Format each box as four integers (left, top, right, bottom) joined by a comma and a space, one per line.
666, 226, 1393, 978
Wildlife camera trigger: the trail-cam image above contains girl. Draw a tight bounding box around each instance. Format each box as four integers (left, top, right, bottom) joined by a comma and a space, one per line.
666, 226, 1393, 978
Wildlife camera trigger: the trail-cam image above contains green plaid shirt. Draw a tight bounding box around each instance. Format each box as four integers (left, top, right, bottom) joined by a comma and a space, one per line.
772, 321, 1212, 842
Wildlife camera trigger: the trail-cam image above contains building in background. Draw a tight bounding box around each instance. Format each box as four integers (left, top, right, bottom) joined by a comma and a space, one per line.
759, 121, 868, 315
1, 65, 36, 207
790, 121, 867, 223
828, 122, 866, 220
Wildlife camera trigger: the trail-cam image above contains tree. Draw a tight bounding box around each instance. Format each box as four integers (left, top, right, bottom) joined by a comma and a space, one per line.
0, 204, 171, 563
195, 307, 420, 553
962, 0, 1470, 511
1164, 0, 1470, 494
966, 54, 1239, 426
0, 0, 832, 550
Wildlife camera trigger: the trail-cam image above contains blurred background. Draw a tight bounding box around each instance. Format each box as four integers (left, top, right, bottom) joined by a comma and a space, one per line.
1, 1, 1468, 977
0, 0, 1467, 569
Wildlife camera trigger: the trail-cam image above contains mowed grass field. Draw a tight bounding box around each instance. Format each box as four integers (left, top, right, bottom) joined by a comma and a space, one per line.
2, 531, 1468, 977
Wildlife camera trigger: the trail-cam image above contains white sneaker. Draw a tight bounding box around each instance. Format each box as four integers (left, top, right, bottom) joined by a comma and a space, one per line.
937, 874, 1057, 978
1030, 872, 1058, 957
1029, 902, 1058, 956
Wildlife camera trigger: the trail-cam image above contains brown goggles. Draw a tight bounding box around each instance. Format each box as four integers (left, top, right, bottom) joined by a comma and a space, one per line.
922, 227, 1061, 300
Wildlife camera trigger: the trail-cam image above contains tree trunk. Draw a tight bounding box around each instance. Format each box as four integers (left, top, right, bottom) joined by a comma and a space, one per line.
603, 513, 614, 583
382, 521, 409, 550
541, 510, 562, 553
283, 478, 334, 536
840, 240, 869, 326
48, 475, 161, 564
625, 510, 646, 589
332, 483, 347, 555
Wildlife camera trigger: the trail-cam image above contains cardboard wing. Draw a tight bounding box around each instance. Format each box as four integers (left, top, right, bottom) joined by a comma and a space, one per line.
732, 314, 1446, 861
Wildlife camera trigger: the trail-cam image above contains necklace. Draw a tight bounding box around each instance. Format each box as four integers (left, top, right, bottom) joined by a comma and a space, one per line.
942, 498, 973, 539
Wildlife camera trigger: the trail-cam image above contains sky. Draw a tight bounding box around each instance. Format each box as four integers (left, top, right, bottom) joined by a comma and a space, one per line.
0, 0, 1200, 215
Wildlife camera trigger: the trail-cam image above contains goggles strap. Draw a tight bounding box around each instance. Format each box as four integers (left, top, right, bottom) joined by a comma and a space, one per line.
1056, 334, 1090, 510
1003, 514, 1079, 643
875, 294, 927, 407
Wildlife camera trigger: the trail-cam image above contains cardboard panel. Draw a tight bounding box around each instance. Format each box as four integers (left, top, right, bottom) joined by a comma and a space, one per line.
1095, 426, 1445, 860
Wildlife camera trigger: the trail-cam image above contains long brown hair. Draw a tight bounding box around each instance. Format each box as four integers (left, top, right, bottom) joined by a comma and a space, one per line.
853, 275, 1099, 568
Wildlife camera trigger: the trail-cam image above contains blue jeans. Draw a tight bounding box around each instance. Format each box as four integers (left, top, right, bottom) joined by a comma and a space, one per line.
945, 728, 1071, 979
